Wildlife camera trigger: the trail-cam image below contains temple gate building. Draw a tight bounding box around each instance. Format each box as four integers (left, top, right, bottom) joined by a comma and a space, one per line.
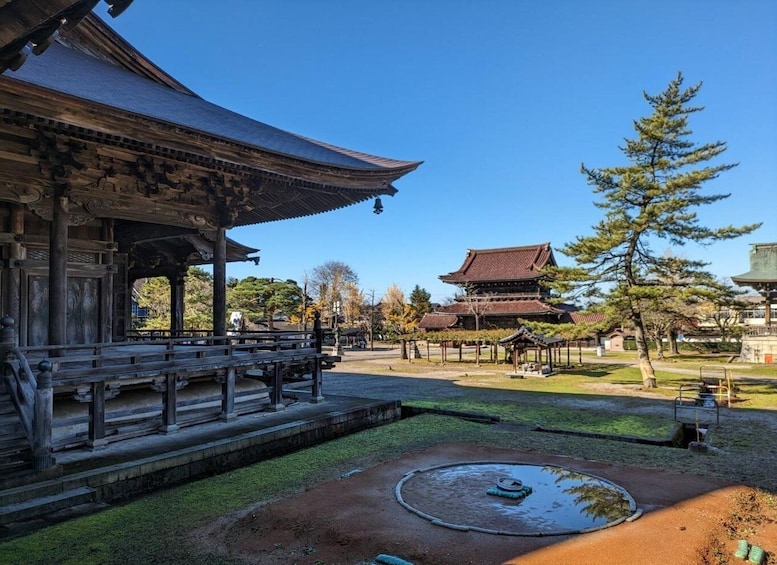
420, 243, 575, 331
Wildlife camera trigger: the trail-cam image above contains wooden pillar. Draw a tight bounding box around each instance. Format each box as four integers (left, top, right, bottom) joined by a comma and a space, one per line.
170, 268, 186, 335
311, 313, 324, 403
220, 367, 236, 420
48, 193, 68, 350
33, 360, 55, 470
213, 226, 227, 339
87, 382, 107, 449
268, 361, 285, 411
101, 219, 114, 343
158, 374, 180, 433
5, 206, 24, 329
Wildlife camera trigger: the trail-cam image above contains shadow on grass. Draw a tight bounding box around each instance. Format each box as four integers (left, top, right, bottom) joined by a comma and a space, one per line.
560, 363, 632, 377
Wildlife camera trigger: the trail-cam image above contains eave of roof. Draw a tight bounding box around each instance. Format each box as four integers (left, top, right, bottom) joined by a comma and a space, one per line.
732, 272, 777, 284
0, 1, 98, 72
499, 326, 564, 346
418, 313, 459, 329
436, 299, 565, 316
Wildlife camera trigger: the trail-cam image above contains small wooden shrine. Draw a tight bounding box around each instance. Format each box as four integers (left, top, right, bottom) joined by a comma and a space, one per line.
499, 325, 565, 377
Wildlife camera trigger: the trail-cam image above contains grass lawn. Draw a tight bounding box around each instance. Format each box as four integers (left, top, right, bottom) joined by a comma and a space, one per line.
1, 350, 775, 564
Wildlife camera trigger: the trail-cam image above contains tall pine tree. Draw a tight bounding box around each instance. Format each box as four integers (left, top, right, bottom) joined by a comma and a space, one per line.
552, 73, 760, 387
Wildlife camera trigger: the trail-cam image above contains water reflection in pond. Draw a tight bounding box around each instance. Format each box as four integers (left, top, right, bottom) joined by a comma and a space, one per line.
396, 462, 637, 536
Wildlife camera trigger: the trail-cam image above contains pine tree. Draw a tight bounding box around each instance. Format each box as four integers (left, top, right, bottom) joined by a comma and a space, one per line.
553, 73, 760, 387
409, 285, 432, 321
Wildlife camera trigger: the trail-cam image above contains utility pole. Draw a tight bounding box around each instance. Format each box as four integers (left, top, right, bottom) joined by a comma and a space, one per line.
301, 278, 308, 331
369, 290, 375, 351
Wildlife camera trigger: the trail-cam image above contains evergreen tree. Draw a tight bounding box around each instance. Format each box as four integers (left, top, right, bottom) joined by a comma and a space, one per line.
227, 277, 302, 330
409, 285, 432, 321
183, 267, 213, 330
135, 276, 171, 330
135, 267, 213, 330
552, 73, 760, 387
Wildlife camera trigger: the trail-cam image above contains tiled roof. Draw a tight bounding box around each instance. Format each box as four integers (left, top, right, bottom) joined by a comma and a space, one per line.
436, 299, 564, 316
6, 42, 421, 173
418, 313, 459, 330
732, 243, 777, 289
568, 312, 608, 324
440, 243, 556, 284
499, 325, 565, 346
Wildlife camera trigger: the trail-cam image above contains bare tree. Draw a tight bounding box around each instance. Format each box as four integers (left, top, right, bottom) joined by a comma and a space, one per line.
456, 283, 497, 365
310, 261, 358, 324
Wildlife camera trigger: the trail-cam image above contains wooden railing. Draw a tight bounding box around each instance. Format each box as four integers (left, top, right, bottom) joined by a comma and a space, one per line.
19, 331, 321, 387
126, 329, 214, 340
1, 315, 329, 463
1, 317, 55, 470
744, 325, 777, 337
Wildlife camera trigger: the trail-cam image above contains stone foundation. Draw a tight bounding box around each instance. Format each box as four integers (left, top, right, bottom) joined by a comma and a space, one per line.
739, 335, 777, 363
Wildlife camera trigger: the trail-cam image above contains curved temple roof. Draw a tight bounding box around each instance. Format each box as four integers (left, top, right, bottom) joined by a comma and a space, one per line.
732, 243, 777, 296
0, 12, 421, 228
8, 43, 419, 172
440, 243, 556, 285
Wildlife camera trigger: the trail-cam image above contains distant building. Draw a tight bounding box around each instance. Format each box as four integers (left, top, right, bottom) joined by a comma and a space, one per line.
732, 243, 777, 363
419, 243, 576, 331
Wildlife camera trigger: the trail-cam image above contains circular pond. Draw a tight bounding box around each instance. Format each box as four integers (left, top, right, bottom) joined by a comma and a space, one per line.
395, 461, 638, 536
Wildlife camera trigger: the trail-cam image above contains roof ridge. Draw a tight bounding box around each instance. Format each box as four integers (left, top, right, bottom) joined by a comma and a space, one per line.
467, 242, 550, 254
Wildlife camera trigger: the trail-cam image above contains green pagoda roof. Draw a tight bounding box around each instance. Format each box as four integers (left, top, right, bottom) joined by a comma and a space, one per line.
732, 243, 777, 292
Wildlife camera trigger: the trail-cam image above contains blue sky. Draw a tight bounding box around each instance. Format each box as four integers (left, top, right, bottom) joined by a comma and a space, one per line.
97, 1, 776, 304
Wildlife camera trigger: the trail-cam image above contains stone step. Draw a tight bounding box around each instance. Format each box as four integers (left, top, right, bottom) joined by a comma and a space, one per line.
0, 486, 96, 525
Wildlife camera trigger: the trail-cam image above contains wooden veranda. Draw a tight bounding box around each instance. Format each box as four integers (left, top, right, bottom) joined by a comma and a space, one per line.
1, 315, 333, 470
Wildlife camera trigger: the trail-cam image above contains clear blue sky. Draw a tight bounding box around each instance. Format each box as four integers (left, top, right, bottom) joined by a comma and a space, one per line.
97, 1, 776, 304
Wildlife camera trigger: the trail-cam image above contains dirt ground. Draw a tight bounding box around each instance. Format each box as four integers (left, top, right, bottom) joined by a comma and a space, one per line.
194, 442, 776, 565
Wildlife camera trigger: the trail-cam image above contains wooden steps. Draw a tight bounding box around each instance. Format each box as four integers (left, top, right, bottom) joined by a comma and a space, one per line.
0, 486, 96, 525
0, 390, 32, 480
